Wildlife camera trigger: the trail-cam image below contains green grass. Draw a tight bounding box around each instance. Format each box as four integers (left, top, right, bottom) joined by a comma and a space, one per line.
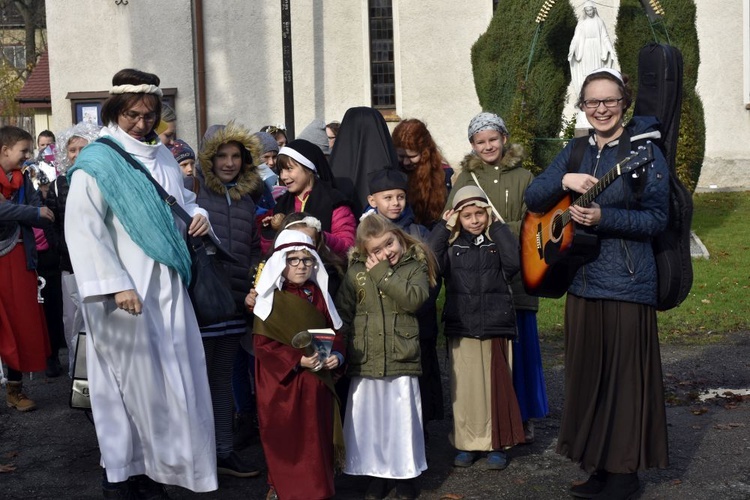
537, 191, 750, 344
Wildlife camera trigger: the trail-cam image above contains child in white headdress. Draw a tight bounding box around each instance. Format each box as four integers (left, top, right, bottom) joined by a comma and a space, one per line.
245, 229, 345, 500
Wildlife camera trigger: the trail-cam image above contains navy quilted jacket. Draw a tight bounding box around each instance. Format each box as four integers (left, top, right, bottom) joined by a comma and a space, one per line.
524, 117, 669, 306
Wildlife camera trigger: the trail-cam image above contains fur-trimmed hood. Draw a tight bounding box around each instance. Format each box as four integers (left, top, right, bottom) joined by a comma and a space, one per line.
459, 142, 525, 174
198, 122, 263, 201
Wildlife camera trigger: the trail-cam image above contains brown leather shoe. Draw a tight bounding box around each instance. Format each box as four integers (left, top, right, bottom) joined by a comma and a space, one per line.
6, 381, 36, 412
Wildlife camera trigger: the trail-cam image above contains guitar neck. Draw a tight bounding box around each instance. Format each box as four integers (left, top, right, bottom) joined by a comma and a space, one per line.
574, 164, 625, 208
560, 162, 627, 226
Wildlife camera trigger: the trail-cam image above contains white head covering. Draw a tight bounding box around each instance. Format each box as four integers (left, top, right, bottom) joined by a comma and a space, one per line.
587, 67, 624, 84
254, 229, 342, 329
54, 121, 102, 174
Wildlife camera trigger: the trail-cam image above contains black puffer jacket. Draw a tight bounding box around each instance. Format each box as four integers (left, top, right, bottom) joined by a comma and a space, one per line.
192, 123, 264, 310
428, 220, 520, 339
45, 175, 71, 272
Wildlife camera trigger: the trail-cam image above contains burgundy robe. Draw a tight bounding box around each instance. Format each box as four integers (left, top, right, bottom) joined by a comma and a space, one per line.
254, 282, 345, 500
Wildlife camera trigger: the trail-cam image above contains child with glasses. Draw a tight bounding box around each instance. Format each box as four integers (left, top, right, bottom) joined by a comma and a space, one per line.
246, 229, 345, 500
335, 214, 437, 500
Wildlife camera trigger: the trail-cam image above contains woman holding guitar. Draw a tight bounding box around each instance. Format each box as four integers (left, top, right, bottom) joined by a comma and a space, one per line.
524, 69, 670, 500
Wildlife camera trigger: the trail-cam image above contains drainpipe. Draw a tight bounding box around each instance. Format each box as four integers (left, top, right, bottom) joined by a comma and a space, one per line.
281, 0, 295, 139
192, 0, 207, 139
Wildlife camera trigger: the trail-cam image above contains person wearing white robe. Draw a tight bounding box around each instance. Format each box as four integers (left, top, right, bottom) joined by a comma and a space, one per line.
65, 70, 218, 494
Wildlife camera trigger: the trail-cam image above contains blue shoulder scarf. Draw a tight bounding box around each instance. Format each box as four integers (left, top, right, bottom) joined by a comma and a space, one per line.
68, 138, 192, 284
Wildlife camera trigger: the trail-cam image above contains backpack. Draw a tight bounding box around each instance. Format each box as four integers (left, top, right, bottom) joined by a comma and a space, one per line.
568, 43, 693, 311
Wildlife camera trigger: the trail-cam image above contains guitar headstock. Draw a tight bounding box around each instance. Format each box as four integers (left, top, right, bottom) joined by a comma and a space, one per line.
619, 142, 655, 177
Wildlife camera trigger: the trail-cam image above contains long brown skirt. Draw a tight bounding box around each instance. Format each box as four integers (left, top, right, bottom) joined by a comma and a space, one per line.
557, 294, 669, 473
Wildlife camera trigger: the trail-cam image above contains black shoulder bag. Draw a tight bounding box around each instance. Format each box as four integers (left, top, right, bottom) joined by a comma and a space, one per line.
97, 137, 238, 327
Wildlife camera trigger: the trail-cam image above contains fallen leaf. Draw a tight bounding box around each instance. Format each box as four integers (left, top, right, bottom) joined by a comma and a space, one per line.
729, 422, 746, 428
440, 495, 464, 500
691, 407, 709, 415
0, 464, 16, 473
671, 479, 682, 486
701, 299, 711, 304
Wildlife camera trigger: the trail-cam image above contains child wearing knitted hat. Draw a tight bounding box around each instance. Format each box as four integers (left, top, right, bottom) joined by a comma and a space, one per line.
168, 139, 196, 177
427, 184, 525, 470
364, 168, 429, 239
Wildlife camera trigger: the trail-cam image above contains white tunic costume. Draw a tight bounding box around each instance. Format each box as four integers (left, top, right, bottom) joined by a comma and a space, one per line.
65, 125, 218, 492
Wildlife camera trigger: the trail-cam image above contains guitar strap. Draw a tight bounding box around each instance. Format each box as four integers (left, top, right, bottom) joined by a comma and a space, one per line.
469, 171, 506, 223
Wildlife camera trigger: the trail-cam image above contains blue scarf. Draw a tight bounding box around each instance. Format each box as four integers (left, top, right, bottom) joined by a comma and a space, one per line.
68, 139, 192, 284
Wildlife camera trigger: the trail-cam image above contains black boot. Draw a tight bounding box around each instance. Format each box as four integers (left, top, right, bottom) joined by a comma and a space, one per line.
570, 470, 608, 498
129, 475, 170, 499
592, 472, 640, 500
395, 478, 417, 500
364, 476, 389, 500
101, 469, 136, 499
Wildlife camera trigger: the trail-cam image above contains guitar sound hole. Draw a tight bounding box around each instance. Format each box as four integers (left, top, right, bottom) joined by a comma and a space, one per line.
550, 213, 563, 242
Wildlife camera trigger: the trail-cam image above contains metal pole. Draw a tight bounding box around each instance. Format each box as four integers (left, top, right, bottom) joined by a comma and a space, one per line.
281, 0, 295, 139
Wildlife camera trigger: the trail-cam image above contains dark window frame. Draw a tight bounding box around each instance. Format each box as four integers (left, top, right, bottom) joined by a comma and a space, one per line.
368, 0, 396, 115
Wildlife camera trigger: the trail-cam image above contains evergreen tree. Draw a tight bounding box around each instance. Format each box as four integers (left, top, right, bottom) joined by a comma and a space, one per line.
615, 0, 704, 190
472, 1, 576, 174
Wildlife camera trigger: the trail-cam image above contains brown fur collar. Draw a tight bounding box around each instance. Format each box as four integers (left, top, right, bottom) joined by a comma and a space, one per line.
198, 121, 263, 201
459, 142, 525, 174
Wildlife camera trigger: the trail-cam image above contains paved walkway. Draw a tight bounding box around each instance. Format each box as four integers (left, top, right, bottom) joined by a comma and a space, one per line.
1, 332, 749, 499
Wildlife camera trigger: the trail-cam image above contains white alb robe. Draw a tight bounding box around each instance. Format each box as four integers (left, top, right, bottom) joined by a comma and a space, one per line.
65, 125, 218, 492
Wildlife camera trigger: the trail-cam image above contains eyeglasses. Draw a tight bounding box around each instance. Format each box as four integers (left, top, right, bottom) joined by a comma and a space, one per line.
121, 110, 157, 123
582, 97, 623, 109
286, 257, 315, 268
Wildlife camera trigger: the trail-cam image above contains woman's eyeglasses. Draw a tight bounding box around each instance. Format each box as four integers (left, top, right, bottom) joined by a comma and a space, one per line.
121, 110, 157, 123
582, 97, 623, 109
286, 257, 315, 268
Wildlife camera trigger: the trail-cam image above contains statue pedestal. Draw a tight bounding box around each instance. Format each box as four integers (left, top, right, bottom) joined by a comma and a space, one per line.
574, 110, 591, 138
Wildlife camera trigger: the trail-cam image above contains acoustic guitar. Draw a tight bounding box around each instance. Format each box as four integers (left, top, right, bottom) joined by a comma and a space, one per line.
520, 143, 655, 298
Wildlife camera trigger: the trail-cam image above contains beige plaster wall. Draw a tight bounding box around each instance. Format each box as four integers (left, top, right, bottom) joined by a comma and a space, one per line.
46, 0, 747, 190
694, 0, 750, 191
394, 1, 493, 167
47, 0, 197, 144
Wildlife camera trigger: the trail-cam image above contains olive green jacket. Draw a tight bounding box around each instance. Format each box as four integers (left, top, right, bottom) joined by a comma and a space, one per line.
445, 144, 538, 311
335, 246, 429, 378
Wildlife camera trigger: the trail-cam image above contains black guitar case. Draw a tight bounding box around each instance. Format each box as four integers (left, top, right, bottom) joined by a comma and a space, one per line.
634, 43, 693, 311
